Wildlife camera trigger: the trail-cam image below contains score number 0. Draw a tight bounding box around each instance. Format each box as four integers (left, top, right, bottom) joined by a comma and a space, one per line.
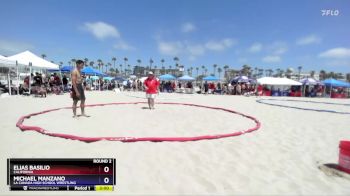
103, 166, 110, 184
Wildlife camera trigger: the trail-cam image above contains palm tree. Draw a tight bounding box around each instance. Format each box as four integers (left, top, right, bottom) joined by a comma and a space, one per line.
223, 65, 229, 79
254, 67, 258, 77
169, 65, 172, 74
346, 73, 350, 82
275, 68, 281, 77
97, 59, 102, 71
84, 58, 89, 66
162, 66, 165, 74
68, 61, 71, 66
196, 67, 199, 77
41, 54, 46, 59
201, 65, 205, 75
107, 63, 112, 73
286, 68, 293, 79
173, 57, 179, 67
119, 64, 123, 75
218, 67, 222, 79
112, 57, 117, 70
204, 68, 208, 76
242, 64, 251, 76
297, 66, 302, 80
101, 62, 105, 73
71, 59, 76, 67
213, 64, 218, 76
161, 59, 165, 68
149, 58, 154, 71
123, 57, 128, 75
310, 70, 315, 78
319, 70, 326, 80
265, 69, 273, 76
89, 61, 94, 67
137, 59, 141, 66
127, 64, 131, 75
59, 61, 63, 66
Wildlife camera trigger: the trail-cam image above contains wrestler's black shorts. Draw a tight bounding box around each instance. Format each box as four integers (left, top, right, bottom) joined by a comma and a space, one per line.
71, 83, 85, 101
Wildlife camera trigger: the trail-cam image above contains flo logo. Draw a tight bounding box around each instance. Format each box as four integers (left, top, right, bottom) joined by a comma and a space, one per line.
321, 9, 340, 16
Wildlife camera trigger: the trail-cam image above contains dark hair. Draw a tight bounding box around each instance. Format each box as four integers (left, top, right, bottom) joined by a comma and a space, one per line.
76, 60, 84, 65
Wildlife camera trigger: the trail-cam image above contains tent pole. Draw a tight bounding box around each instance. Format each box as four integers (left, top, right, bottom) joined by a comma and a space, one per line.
29, 63, 32, 95
8, 70, 11, 96
16, 61, 19, 95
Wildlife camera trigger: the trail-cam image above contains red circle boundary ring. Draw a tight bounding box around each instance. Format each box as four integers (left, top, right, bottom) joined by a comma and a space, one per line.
16, 102, 261, 142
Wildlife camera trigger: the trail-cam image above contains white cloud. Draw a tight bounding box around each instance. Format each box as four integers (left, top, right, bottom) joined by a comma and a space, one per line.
262, 55, 281, 63
113, 41, 135, 51
157, 38, 236, 60
158, 41, 183, 56
248, 43, 262, 53
319, 47, 350, 58
84, 21, 120, 40
238, 58, 248, 63
0, 39, 34, 55
187, 44, 205, 56
269, 42, 288, 55
296, 35, 321, 45
205, 38, 236, 51
181, 22, 196, 33
324, 59, 350, 67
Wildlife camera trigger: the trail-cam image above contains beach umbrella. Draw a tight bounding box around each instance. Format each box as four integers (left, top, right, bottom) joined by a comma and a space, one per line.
178, 75, 195, 81
203, 75, 219, 81
159, 74, 176, 81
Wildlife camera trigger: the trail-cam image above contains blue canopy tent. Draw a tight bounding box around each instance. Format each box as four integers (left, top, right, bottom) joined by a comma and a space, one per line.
203, 75, 219, 81
82, 67, 104, 76
60, 66, 74, 73
322, 78, 350, 98
159, 74, 176, 80
322, 78, 350, 87
82, 67, 106, 90
178, 75, 195, 81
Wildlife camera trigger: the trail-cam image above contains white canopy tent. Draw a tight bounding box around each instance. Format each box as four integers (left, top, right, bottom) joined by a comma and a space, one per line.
0, 55, 18, 95
6, 51, 59, 95
0, 55, 16, 67
7, 50, 58, 69
257, 77, 302, 86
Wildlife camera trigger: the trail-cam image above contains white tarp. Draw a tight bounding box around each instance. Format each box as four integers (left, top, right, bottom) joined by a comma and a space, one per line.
7, 50, 58, 69
257, 77, 302, 86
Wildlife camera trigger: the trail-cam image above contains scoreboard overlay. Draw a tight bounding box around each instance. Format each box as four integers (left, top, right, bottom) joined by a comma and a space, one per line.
7, 158, 115, 191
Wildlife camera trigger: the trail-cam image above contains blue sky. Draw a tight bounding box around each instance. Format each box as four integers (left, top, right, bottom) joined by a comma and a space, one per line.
1, 0, 350, 74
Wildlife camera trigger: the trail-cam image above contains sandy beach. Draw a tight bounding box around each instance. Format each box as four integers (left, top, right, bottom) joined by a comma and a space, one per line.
1, 91, 350, 195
